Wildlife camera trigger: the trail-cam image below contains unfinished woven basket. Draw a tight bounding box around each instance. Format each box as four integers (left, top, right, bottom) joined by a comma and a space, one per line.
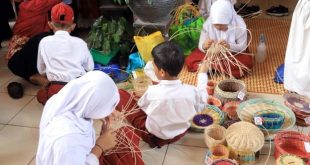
132, 76, 152, 97
226, 121, 264, 153
204, 124, 226, 149
237, 98, 296, 134
274, 131, 310, 163
276, 154, 305, 165
214, 79, 246, 104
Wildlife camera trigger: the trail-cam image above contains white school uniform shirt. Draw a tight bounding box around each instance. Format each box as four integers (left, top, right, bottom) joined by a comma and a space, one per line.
284, 0, 310, 98
36, 71, 120, 165
37, 30, 94, 82
198, 0, 247, 53
137, 73, 208, 140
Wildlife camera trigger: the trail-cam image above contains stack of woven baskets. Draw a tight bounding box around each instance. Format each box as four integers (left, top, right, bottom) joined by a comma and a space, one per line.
284, 93, 310, 127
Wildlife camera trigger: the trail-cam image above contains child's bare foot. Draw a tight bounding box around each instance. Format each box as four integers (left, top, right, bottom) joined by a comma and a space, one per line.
29, 74, 49, 86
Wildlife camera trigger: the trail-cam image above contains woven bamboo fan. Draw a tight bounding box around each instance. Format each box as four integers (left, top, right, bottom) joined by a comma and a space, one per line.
237, 98, 296, 136
214, 79, 246, 104
276, 154, 305, 165
211, 159, 238, 165
204, 124, 226, 149
191, 105, 225, 132
274, 131, 310, 163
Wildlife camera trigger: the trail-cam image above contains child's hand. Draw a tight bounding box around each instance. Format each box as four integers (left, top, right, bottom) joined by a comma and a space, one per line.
199, 60, 209, 74
96, 129, 117, 152
203, 40, 214, 51
218, 40, 230, 49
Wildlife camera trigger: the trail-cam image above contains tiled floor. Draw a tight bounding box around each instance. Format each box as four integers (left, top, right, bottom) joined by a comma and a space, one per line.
0, 2, 308, 163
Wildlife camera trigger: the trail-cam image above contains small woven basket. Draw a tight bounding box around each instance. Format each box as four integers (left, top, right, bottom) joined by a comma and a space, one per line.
274, 131, 310, 163
211, 159, 238, 165
214, 79, 246, 104
222, 101, 240, 120
229, 150, 259, 165
207, 80, 218, 95
204, 124, 226, 149
253, 110, 285, 130
207, 96, 222, 108
276, 154, 305, 165
210, 144, 230, 160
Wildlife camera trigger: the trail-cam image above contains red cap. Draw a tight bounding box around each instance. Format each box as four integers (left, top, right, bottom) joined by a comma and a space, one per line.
51, 3, 74, 25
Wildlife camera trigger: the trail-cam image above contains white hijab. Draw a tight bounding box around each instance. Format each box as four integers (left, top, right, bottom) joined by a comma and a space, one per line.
199, 0, 247, 52
36, 71, 120, 165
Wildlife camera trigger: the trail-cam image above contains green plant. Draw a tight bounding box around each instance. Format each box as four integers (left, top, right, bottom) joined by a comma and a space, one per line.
113, 0, 154, 5
88, 16, 132, 54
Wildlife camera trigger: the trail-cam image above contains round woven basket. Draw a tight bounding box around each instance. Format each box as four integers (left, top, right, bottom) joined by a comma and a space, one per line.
274, 131, 310, 162
237, 98, 296, 135
204, 124, 226, 149
191, 105, 225, 132
211, 159, 238, 165
207, 80, 218, 95
226, 121, 264, 153
276, 154, 305, 165
210, 144, 230, 160
214, 79, 246, 104
253, 109, 285, 130
222, 101, 240, 120
207, 96, 222, 108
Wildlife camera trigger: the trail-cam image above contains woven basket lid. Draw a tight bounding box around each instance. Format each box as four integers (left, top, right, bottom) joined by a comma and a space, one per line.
284, 93, 310, 114
226, 121, 264, 152
237, 98, 296, 132
276, 154, 305, 165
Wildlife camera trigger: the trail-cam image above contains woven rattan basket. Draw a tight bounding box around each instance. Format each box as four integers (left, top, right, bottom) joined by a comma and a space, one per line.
209, 145, 230, 160
274, 131, 310, 163
237, 98, 296, 136
222, 101, 240, 120
214, 79, 246, 104
204, 124, 226, 149
226, 121, 264, 164
276, 154, 305, 165
207, 96, 222, 108
211, 159, 238, 165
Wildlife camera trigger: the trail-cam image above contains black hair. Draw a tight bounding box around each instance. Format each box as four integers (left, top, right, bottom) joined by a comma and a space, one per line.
151, 41, 185, 77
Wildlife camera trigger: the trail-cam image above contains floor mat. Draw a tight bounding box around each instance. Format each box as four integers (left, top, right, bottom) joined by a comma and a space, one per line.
179, 18, 290, 94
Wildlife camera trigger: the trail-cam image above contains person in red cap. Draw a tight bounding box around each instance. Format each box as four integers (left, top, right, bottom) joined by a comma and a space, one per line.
36, 2, 94, 105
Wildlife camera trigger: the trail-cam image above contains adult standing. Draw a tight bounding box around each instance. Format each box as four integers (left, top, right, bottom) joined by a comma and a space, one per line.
284, 0, 310, 98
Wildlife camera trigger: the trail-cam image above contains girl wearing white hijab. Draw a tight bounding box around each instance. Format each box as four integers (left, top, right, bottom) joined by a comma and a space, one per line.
36, 71, 144, 165
198, 0, 237, 18
193, 0, 252, 78
284, 0, 310, 98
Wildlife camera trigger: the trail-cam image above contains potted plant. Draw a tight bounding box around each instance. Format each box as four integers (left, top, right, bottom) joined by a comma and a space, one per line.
113, 0, 185, 22
87, 16, 133, 66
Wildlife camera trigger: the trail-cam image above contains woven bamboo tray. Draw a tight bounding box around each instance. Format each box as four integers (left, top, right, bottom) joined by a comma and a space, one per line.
237, 98, 296, 135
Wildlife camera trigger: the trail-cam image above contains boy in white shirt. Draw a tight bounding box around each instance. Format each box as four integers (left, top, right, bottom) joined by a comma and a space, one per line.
36, 3, 94, 105
117, 41, 208, 148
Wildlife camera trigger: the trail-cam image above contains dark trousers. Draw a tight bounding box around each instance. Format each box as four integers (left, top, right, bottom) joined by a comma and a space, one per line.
7, 32, 53, 80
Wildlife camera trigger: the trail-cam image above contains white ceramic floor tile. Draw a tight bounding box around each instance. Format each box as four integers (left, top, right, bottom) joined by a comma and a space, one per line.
0, 76, 41, 96
9, 98, 43, 127
0, 125, 39, 165
0, 69, 14, 88
163, 144, 206, 165
0, 93, 34, 124
0, 124, 5, 130
141, 144, 168, 165
174, 131, 206, 147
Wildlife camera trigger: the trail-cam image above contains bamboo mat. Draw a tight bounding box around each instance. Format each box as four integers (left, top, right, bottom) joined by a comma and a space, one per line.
179, 18, 290, 94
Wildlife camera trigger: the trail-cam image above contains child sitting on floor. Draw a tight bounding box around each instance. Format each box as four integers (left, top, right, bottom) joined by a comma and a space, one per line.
36, 2, 94, 105
117, 41, 209, 148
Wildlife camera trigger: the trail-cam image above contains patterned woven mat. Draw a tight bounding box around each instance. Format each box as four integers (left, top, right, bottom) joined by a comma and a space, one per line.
179, 18, 290, 94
